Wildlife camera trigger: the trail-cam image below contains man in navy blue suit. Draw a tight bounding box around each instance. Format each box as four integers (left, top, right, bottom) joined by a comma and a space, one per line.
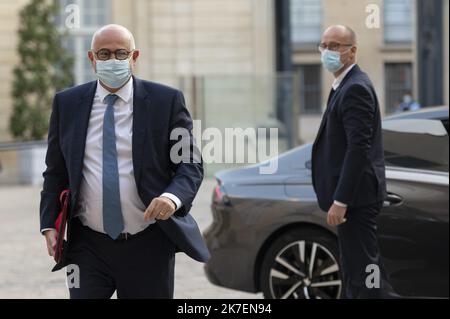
312, 25, 394, 298
40, 24, 209, 298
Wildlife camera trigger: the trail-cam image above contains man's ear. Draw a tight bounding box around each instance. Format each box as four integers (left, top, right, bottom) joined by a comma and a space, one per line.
351, 46, 357, 58
88, 50, 94, 62
132, 49, 140, 62
88, 51, 96, 71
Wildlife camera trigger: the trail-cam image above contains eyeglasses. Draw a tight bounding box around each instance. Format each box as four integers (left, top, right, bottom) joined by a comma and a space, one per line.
94, 48, 133, 61
318, 42, 353, 52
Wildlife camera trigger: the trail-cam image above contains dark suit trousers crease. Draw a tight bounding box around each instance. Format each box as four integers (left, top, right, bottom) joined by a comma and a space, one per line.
66, 218, 176, 299
337, 202, 395, 299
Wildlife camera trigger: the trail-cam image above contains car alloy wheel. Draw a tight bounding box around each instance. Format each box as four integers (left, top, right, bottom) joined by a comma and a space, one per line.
269, 240, 341, 299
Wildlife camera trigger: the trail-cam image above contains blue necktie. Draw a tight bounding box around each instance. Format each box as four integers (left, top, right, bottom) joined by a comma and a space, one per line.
102, 94, 124, 239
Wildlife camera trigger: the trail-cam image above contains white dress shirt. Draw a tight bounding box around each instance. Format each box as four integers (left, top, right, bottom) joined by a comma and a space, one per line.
331, 63, 356, 208
42, 78, 182, 235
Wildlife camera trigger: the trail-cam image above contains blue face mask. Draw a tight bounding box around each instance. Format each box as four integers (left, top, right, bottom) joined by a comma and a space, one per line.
321, 49, 347, 73
95, 58, 132, 88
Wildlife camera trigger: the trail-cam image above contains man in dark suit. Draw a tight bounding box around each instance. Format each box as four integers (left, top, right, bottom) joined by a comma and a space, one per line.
40, 24, 209, 298
312, 25, 394, 298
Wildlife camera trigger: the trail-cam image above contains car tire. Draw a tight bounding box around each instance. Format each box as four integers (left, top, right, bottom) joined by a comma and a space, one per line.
260, 227, 342, 299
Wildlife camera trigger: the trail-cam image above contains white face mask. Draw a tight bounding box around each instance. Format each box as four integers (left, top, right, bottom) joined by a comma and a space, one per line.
95, 57, 132, 88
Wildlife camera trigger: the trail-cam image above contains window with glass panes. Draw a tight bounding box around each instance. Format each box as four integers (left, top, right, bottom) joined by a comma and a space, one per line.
385, 63, 414, 114
384, 0, 413, 43
297, 64, 322, 114
56, 0, 110, 84
290, 0, 323, 46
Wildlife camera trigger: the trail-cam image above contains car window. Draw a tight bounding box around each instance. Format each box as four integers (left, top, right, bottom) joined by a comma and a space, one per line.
382, 119, 449, 172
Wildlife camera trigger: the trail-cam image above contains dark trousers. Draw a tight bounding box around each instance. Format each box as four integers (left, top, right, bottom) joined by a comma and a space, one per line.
337, 202, 396, 299
66, 218, 176, 299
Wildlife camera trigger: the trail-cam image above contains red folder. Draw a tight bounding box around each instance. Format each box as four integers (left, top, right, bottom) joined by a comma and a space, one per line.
54, 189, 70, 264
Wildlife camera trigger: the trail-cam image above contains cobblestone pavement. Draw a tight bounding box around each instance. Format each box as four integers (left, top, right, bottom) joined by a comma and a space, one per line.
0, 179, 262, 299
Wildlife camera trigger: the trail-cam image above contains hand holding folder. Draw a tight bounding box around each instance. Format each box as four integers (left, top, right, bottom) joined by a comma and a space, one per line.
54, 189, 70, 264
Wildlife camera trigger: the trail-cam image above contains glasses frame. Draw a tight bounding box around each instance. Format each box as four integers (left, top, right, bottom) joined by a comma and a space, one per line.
93, 48, 134, 61
318, 43, 353, 52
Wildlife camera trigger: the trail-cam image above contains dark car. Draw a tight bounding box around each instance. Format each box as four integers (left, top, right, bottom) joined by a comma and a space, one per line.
204, 106, 449, 299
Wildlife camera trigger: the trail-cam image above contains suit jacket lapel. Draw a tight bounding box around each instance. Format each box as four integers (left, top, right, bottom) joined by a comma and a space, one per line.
313, 65, 360, 146
313, 89, 335, 146
71, 78, 150, 198
132, 76, 149, 186
72, 81, 97, 197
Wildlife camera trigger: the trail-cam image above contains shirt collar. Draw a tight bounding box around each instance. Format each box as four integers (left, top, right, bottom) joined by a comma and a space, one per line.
96, 77, 133, 104
332, 63, 356, 91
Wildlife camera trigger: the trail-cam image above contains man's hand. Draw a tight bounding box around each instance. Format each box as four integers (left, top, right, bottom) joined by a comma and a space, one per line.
43, 229, 58, 257
144, 197, 176, 221
327, 204, 348, 226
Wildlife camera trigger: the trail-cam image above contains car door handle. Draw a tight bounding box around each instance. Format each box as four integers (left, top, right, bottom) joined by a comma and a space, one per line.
383, 192, 403, 207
